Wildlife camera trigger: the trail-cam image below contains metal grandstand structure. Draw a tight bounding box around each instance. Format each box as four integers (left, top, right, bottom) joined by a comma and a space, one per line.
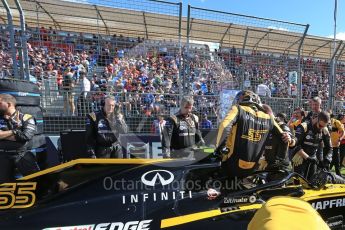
2, 0, 345, 59
0, 0, 344, 133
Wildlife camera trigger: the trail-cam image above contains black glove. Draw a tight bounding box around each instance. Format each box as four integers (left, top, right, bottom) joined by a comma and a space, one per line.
214, 146, 229, 157
268, 158, 290, 171
305, 156, 318, 165
87, 149, 96, 159
319, 159, 331, 171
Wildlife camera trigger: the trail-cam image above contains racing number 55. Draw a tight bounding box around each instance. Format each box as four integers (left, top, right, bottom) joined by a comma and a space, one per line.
0, 182, 37, 209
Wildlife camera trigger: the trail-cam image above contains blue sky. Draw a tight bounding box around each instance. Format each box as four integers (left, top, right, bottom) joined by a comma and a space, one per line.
185, 0, 345, 39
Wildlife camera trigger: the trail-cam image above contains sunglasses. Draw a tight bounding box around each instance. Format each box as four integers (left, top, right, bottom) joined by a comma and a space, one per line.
317, 120, 327, 129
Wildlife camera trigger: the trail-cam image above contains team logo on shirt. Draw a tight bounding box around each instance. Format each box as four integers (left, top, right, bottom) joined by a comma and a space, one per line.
179, 121, 187, 131
98, 119, 106, 129
241, 129, 268, 142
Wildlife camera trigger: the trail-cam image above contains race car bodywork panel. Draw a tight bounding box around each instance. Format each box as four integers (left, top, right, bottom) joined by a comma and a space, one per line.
0, 159, 344, 230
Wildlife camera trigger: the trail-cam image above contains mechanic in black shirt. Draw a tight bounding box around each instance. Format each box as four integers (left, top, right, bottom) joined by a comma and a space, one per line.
208, 91, 294, 200
162, 96, 205, 158
85, 96, 128, 158
303, 96, 322, 122
292, 111, 332, 180
259, 106, 292, 171
0, 94, 40, 183
215, 90, 295, 178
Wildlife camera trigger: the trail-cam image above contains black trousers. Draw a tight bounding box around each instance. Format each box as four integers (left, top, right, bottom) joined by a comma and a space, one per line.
96, 144, 122, 158
293, 160, 317, 181
330, 147, 341, 176
171, 149, 194, 159
0, 152, 40, 184
340, 144, 345, 169
0, 154, 15, 183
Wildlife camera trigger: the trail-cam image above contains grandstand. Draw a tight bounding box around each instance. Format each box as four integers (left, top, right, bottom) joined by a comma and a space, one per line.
0, 0, 344, 134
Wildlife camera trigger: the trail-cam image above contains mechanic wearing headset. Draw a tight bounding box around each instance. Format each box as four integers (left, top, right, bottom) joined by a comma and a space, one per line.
85, 96, 128, 158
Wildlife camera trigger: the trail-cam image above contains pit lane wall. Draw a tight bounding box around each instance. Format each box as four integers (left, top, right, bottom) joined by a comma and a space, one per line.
45, 130, 217, 167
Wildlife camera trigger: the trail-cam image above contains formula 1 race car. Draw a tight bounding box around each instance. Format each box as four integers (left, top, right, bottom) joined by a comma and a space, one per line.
0, 158, 344, 230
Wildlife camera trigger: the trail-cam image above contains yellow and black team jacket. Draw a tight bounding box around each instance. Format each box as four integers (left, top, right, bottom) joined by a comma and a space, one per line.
329, 118, 345, 148
263, 120, 292, 170
0, 110, 36, 153
216, 104, 286, 177
293, 122, 332, 163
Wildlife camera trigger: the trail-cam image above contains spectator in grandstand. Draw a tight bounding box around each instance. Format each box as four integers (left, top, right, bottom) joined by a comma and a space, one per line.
0, 50, 12, 78
288, 83, 298, 98
204, 84, 215, 95
40, 26, 48, 41
150, 114, 166, 140
143, 86, 155, 108
80, 72, 91, 99
127, 92, 141, 116
62, 72, 75, 115
200, 113, 213, 129
102, 66, 112, 80
256, 81, 271, 98
75, 58, 87, 78
85, 96, 128, 158
152, 95, 165, 114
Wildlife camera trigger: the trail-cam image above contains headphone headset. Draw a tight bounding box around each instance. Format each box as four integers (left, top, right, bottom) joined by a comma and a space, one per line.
101, 95, 116, 107
100, 98, 105, 107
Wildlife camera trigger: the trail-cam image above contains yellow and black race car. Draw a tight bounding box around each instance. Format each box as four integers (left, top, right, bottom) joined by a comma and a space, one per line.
0, 158, 344, 230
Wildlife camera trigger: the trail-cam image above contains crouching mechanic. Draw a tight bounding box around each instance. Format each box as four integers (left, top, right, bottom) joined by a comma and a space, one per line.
0, 94, 40, 183
207, 90, 294, 199
86, 96, 128, 158
161, 96, 205, 158
292, 111, 333, 179
292, 111, 345, 184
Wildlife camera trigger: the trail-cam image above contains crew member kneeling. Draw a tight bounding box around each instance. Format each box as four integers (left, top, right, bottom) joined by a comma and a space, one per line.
0, 94, 40, 183
86, 96, 128, 158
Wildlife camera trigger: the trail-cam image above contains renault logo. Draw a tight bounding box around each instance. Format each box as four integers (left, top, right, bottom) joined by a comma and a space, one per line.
141, 170, 174, 186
